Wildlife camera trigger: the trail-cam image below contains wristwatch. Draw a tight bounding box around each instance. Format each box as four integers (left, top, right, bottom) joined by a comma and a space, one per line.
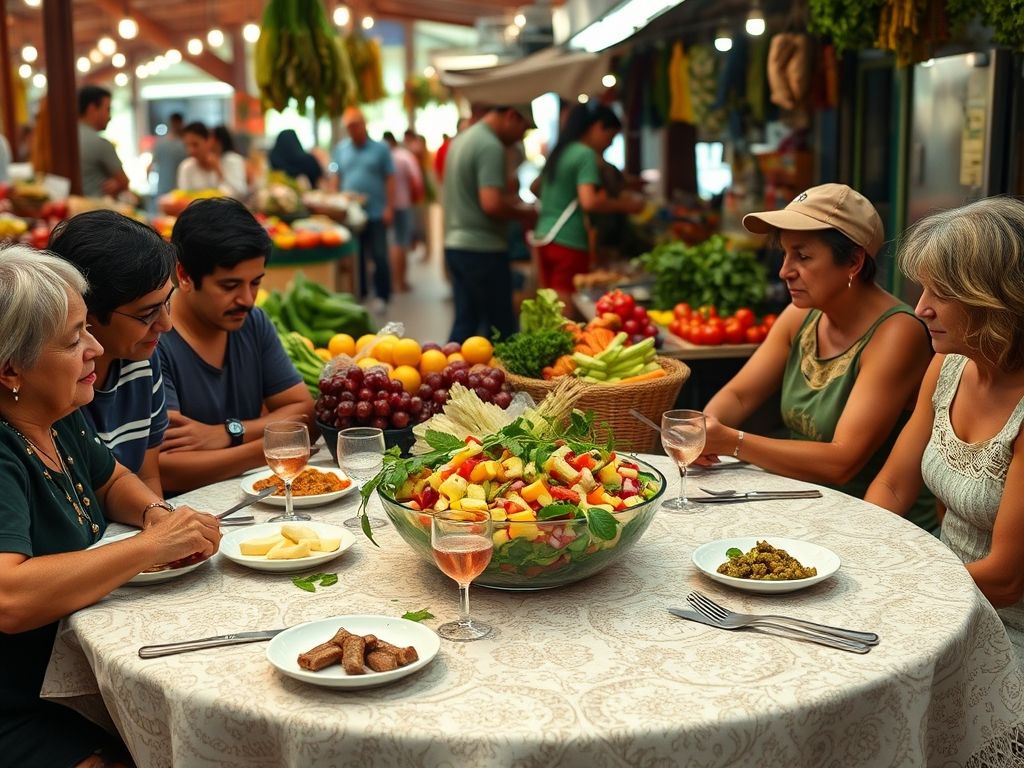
225, 418, 245, 447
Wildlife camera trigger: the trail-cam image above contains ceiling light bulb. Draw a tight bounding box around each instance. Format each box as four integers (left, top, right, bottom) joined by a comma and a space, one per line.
112, 52, 126, 68
514, 13, 526, 27
118, 17, 138, 39
24, 0, 41, 7
745, 13, 765, 36
76, 57, 91, 73
333, 6, 350, 26
18, 64, 32, 79
361, 16, 374, 30
714, 33, 733, 52
166, 48, 182, 64
114, 72, 129, 87
154, 55, 167, 70
187, 38, 204, 56
89, 48, 103, 63
602, 73, 616, 88
207, 28, 225, 47
32, 73, 46, 88
22, 45, 38, 63
577, 93, 589, 103
98, 36, 117, 56
423, 66, 436, 77
243, 23, 261, 43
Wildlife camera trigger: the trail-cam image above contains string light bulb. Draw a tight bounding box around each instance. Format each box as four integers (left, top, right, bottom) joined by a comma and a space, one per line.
745, 3, 765, 36
24, 0, 41, 7
333, 6, 350, 26
89, 48, 104, 63
118, 17, 139, 39
165, 48, 182, 64
76, 57, 91, 73
602, 73, 616, 88
361, 15, 374, 30
243, 23, 261, 43
114, 72, 129, 87
714, 29, 733, 52
112, 52, 127, 68
32, 73, 46, 88
578, 93, 589, 103
207, 28, 225, 47
98, 37, 117, 56
187, 38, 204, 55
18, 64, 32, 79
22, 45, 38, 63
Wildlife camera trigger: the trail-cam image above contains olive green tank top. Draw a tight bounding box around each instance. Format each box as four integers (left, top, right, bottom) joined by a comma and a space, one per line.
781, 306, 937, 532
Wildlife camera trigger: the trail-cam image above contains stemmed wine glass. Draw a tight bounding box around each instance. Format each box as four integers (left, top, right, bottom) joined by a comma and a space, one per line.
263, 421, 311, 523
661, 409, 707, 512
431, 512, 494, 641
337, 427, 388, 530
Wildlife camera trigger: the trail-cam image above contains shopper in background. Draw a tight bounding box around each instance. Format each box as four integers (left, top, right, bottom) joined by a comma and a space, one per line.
149, 112, 186, 196
268, 129, 323, 188
0, 244, 220, 767
48, 210, 176, 495
77, 85, 129, 198
332, 107, 395, 314
699, 183, 937, 531
533, 103, 643, 316
403, 129, 431, 258
212, 125, 249, 196
159, 198, 313, 494
382, 131, 423, 293
177, 122, 247, 199
442, 104, 538, 343
866, 197, 1024, 662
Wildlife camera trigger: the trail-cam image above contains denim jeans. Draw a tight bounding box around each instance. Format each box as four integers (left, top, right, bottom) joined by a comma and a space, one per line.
357, 218, 390, 302
444, 248, 517, 343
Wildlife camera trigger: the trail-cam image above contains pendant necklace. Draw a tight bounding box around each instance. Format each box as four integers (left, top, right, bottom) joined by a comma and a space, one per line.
0, 418, 100, 536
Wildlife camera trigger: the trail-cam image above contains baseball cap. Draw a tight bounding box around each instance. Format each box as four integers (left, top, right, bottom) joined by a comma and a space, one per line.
498, 103, 537, 129
742, 183, 885, 257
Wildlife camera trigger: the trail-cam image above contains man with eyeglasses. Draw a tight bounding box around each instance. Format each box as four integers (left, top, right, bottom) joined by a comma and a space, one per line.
47, 211, 175, 495
158, 198, 314, 494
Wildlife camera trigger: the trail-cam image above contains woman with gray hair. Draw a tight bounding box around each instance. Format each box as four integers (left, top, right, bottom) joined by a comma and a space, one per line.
866, 196, 1024, 666
0, 244, 222, 766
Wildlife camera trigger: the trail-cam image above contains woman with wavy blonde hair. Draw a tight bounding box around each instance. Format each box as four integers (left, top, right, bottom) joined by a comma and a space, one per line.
867, 196, 1024, 664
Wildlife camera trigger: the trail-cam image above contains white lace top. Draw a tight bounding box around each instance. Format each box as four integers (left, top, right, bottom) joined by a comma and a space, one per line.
925, 354, 1024, 664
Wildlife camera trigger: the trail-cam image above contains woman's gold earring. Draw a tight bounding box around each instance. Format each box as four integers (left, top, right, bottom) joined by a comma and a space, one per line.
848, 275, 853, 289
12, 387, 18, 402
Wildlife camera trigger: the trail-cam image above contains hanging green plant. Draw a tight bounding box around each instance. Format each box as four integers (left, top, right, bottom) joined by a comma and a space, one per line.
975, 0, 1024, 49
807, 0, 886, 53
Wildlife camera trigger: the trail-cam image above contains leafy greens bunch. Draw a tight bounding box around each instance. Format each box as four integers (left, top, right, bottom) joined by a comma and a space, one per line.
493, 289, 575, 378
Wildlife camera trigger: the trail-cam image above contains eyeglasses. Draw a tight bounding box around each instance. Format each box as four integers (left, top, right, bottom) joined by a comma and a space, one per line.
111, 288, 175, 326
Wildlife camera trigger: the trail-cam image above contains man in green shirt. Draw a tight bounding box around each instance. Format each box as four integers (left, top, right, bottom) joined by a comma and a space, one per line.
442, 104, 537, 342
77, 85, 129, 198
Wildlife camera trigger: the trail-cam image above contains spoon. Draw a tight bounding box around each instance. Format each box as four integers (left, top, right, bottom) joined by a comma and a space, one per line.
629, 409, 663, 435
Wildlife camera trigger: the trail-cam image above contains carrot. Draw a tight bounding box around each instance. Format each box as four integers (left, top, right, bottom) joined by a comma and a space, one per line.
614, 368, 667, 385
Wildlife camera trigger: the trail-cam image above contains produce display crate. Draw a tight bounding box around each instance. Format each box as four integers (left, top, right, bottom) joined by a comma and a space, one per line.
504, 356, 690, 454
264, 240, 357, 293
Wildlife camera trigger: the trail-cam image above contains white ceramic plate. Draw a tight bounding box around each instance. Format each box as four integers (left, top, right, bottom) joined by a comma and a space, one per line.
89, 530, 210, 585
691, 536, 841, 594
266, 615, 440, 689
219, 522, 356, 573
240, 467, 356, 508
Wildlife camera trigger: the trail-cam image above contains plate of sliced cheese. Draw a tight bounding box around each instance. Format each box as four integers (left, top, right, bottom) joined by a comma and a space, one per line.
219, 522, 357, 573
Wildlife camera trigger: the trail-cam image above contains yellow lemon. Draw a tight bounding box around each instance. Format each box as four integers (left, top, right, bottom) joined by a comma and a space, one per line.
392, 338, 422, 367
461, 336, 493, 365
419, 349, 448, 375
356, 333, 378, 352
392, 365, 422, 394
328, 333, 356, 358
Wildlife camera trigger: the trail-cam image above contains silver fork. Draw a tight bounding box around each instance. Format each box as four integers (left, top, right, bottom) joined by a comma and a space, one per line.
686, 591, 880, 646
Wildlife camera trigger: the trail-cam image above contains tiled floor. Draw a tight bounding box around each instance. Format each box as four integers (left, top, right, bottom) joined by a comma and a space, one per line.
367, 244, 455, 344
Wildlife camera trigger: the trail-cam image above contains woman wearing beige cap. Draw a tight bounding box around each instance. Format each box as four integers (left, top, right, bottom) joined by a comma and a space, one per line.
866, 197, 1024, 662
700, 183, 936, 530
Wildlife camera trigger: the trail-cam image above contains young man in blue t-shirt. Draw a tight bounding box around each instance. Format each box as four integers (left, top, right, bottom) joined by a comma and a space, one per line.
48, 210, 175, 496
159, 198, 314, 494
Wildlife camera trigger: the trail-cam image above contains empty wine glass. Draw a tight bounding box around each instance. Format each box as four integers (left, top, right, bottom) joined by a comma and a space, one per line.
263, 421, 311, 523
431, 512, 494, 641
661, 409, 707, 512
337, 427, 388, 530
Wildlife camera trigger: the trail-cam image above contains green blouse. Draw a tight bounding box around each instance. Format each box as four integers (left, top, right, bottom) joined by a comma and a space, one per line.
780, 307, 937, 532
0, 410, 115, 736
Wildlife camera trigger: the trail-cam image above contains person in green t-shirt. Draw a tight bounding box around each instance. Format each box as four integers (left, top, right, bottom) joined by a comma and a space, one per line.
0, 245, 222, 766
698, 184, 938, 532
534, 104, 644, 316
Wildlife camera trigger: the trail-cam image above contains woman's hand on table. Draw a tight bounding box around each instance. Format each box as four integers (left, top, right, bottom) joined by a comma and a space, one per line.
702, 414, 741, 459
140, 506, 222, 564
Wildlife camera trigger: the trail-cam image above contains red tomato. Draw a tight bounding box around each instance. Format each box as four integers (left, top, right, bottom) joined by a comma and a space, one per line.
668, 320, 681, 337
610, 290, 635, 317
699, 324, 725, 345
673, 302, 692, 320
698, 304, 719, 320
706, 316, 726, 332
631, 305, 648, 322
595, 296, 614, 316
761, 313, 778, 330
733, 308, 755, 329
745, 325, 768, 344
723, 319, 746, 344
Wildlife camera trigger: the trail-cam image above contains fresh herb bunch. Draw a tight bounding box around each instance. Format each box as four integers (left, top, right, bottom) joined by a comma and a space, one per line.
493, 328, 575, 378
357, 411, 617, 544
519, 289, 569, 333
807, 0, 886, 53
633, 234, 766, 315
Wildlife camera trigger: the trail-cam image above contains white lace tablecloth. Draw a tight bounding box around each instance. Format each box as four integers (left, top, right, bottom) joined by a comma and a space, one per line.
41, 456, 1024, 768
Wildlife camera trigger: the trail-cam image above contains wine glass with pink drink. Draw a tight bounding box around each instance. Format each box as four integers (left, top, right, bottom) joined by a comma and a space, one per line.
431, 511, 494, 641
263, 421, 311, 523
660, 409, 707, 512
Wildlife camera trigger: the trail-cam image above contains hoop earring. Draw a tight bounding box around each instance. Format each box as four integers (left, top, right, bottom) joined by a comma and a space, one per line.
11, 387, 18, 402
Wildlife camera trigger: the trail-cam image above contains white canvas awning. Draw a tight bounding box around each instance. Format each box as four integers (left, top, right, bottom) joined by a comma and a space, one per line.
440, 46, 614, 103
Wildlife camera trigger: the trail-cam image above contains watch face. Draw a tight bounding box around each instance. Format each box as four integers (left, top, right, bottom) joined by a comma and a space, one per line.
227, 420, 244, 436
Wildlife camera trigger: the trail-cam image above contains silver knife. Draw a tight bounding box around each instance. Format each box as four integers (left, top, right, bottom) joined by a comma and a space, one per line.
668, 608, 870, 653
692, 491, 822, 504
139, 629, 286, 658
216, 486, 275, 519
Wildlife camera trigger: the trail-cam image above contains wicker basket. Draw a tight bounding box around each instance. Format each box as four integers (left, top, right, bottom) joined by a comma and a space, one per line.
504, 356, 691, 453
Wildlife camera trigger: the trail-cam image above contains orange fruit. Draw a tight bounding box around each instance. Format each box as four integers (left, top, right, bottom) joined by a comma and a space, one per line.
314, 348, 332, 362
356, 356, 382, 369
392, 365, 422, 394
419, 349, 448, 375
356, 334, 377, 352
461, 336, 493, 365
392, 338, 422, 367
371, 334, 400, 365
328, 333, 356, 358
447, 352, 466, 364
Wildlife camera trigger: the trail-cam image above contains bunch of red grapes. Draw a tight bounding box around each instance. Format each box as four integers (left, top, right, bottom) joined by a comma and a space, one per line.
315, 361, 514, 432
